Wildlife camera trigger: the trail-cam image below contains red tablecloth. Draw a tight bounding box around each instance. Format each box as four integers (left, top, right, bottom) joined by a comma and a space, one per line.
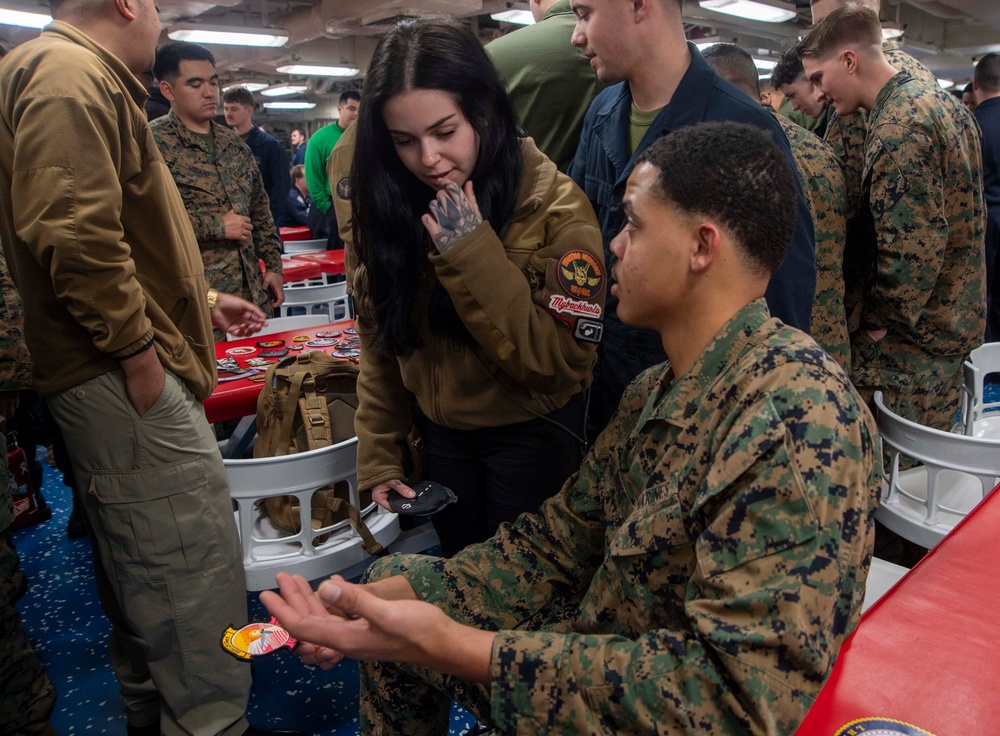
205, 319, 355, 424
279, 258, 322, 283
278, 226, 312, 242
796, 483, 1000, 735
290, 250, 346, 277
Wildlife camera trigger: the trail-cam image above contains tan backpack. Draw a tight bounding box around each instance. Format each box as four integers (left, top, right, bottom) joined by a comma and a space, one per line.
253, 351, 385, 555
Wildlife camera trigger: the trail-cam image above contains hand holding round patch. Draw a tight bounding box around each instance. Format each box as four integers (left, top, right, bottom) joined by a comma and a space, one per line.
421, 181, 482, 254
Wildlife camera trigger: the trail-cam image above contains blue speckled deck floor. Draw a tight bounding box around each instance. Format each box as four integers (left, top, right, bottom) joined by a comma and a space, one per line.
13, 462, 477, 735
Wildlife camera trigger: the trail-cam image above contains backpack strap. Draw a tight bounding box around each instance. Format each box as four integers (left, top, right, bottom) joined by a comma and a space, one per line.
323, 496, 386, 556
274, 361, 310, 457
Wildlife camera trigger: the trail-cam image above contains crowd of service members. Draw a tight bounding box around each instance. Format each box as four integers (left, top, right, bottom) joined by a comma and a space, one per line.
0, 0, 997, 734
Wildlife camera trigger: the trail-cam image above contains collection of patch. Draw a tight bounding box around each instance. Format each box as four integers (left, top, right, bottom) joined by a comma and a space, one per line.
217, 327, 361, 382
550, 250, 605, 344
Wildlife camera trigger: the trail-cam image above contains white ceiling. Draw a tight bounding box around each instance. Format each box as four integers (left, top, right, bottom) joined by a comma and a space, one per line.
1, 0, 998, 121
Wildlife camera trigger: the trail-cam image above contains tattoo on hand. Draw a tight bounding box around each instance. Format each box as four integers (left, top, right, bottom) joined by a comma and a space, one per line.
430, 183, 481, 253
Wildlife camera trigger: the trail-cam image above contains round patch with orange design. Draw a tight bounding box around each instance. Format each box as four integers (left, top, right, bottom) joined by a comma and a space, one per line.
557, 251, 604, 300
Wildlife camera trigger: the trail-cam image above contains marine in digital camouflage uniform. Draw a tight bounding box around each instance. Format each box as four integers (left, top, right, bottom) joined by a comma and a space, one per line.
0, 251, 57, 736
801, 7, 986, 431
356, 296, 880, 735
150, 111, 282, 326
262, 122, 881, 736
771, 112, 850, 373
851, 70, 985, 429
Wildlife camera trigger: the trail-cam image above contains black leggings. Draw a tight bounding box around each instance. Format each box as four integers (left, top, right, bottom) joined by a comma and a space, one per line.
419, 392, 585, 557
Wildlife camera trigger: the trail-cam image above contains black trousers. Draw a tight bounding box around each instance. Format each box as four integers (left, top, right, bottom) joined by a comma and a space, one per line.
419, 392, 585, 557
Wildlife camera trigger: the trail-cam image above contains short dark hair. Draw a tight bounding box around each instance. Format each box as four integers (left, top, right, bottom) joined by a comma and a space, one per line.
152, 42, 216, 84
636, 122, 796, 276
975, 53, 1000, 95
798, 4, 883, 60
339, 90, 361, 106
702, 43, 761, 101
770, 47, 806, 89
222, 87, 254, 106
291, 127, 305, 137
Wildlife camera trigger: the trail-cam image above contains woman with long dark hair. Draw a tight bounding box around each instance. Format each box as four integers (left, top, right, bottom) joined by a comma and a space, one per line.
348, 19, 605, 556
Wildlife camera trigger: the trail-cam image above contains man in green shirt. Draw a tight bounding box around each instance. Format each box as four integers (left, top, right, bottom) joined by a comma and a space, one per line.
486, 0, 603, 172
305, 90, 360, 244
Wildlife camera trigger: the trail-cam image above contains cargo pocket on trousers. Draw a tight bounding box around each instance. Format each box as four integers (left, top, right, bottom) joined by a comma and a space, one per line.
88, 459, 230, 584
850, 330, 883, 388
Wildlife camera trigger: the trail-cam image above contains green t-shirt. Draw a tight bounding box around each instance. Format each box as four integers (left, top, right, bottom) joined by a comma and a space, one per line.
194, 128, 215, 155
629, 103, 663, 155
305, 122, 346, 215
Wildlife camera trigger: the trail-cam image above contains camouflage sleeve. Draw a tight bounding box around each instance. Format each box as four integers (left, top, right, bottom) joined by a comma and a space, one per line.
247, 158, 283, 275
486, 371, 878, 735
0, 254, 31, 390
187, 210, 227, 243
865, 125, 947, 331
370, 439, 610, 628
428, 189, 604, 395
353, 271, 417, 491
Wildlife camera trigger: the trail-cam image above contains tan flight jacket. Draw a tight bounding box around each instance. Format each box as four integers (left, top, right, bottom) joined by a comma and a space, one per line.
0, 23, 216, 399
350, 138, 604, 490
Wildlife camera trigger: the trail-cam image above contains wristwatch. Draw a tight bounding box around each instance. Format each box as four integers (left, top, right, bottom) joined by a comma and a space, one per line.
207, 288, 219, 311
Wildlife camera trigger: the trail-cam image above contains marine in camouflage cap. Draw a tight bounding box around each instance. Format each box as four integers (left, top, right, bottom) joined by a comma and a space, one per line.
801, 5, 986, 430
260, 121, 880, 736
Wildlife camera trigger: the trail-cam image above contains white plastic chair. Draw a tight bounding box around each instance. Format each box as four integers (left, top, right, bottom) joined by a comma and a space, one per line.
225, 314, 328, 341
874, 391, 1000, 549
282, 239, 327, 254
223, 438, 401, 590
278, 281, 352, 321
862, 557, 909, 612
960, 342, 1000, 437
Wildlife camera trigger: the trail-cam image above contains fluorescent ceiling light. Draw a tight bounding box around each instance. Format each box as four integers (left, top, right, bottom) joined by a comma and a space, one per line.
937, 78, 954, 89
275, 64, 359, 77
491, 10, 535, 25
0, 8, 50, 28
753, 57, 777, 72
698, 0, 796, 23
882, 23, 904, 40
223, 82, 270, 93
263, 101, 316, 110
260, 84, 309, 97
168, 23, 289, 47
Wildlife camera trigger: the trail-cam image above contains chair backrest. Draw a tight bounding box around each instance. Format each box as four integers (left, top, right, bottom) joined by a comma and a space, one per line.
875, 391, 1000, 548
283, 239, 327, 254
278, 281, 351, 320
961, 343, 1000, 434
225, 314, 329, 341
223, 438, 400, 590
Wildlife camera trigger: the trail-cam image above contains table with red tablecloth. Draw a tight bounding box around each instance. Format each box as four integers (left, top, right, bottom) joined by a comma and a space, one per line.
290, 250, 346, 278
205, 318, 355, 425
795, 482, 1000, 735
278, 226, 312, 242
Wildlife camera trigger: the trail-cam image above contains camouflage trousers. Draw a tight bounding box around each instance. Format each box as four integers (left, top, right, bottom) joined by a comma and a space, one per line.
0, 536, 57, 736
850, 330, 964, 431
358, 557, 493, 735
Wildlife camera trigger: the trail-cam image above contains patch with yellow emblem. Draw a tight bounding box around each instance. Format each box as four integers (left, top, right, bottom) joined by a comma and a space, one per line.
221, 618, 297, 661
557, 251, 604, 300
